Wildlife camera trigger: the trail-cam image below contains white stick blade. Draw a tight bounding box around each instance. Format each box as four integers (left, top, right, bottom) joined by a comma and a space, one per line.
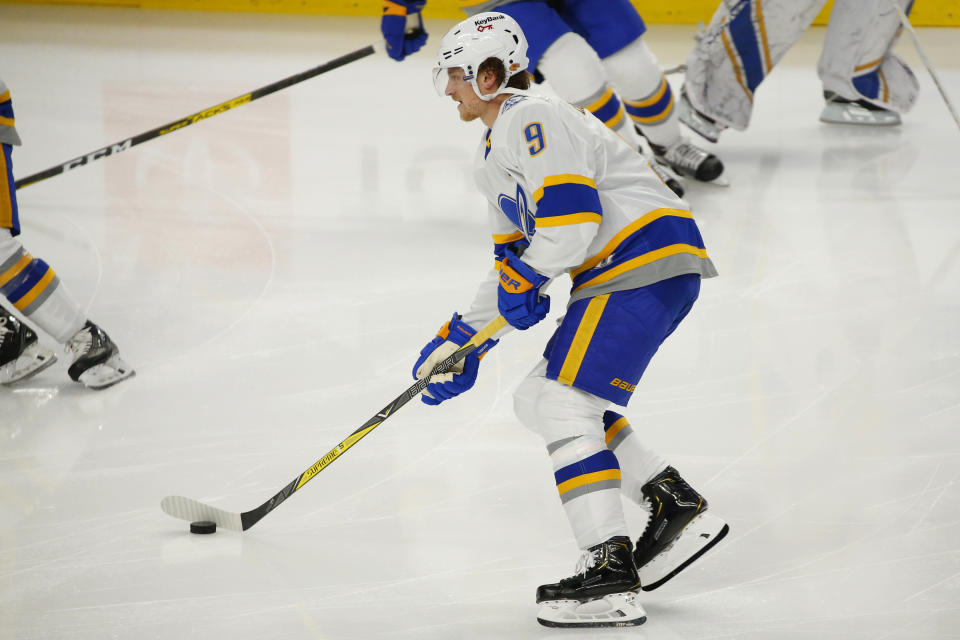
161, 495, 244, 532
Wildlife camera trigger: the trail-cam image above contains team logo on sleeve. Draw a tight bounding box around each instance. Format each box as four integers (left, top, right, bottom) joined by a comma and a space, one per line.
497, 184, 536, 239
501, 95, 527, 114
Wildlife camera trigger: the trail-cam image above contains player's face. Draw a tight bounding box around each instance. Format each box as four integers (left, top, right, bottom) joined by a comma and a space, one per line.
444, 68, 482, 122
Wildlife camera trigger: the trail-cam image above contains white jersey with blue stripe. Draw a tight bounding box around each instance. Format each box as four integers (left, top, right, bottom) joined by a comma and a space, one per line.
461, 90, 716, 334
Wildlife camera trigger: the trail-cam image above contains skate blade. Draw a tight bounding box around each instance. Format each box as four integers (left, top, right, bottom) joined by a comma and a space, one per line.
78, 355, 135, 390
710, 177, 730, 187
640, 512, 729, 591
689, 175, 730, 188
819, 102, 901, 126
537, 592, 646, 628
0, 345, 58, 386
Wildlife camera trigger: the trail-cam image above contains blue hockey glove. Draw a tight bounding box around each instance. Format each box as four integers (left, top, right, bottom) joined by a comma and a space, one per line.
498, 251, 550, 330
381, 0, 428, 62
413, 313, 498, 405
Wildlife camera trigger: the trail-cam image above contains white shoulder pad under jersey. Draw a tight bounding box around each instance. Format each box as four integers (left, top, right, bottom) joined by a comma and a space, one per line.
473, 90, 714, 307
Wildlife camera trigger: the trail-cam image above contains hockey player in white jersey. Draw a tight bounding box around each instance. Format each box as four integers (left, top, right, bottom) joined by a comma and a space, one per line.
381, 0, 725, 196
680, 0, 918, 142
0, 78, 134, 389
411, 14, 728, 628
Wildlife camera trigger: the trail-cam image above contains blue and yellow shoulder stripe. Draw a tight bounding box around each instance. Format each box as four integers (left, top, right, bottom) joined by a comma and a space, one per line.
532, 174, 602, 229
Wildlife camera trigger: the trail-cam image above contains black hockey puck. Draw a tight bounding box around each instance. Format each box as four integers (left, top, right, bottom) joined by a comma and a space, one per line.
190, 520, 217, 534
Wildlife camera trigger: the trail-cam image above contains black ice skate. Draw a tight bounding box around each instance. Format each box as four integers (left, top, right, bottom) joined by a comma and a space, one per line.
819, 90, 902, 126
65, 321, 135, 390
645, 134, 725, 183
634, 466, 729, 591
536, 536, 646, 628
0, 310, 57, 385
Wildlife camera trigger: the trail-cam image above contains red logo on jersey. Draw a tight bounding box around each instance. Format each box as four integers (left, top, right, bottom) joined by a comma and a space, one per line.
477, 24, 493, 31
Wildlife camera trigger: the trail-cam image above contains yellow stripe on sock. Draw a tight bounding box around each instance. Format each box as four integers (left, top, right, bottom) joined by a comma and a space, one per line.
624, 77, 667, 109
604, 417, 630, 446
629, 99, 674, 124
556, 468, 621, 496
13, 267, 55, 311
585, 86, 615, 113
0, 254, 32, 288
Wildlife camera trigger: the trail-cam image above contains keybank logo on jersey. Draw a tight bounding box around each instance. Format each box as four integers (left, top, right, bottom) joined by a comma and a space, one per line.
497, 185, 536, 240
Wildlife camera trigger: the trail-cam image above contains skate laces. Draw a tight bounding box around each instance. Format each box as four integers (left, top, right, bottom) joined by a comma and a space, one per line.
664, 141, 709, 172
574, 548, 601, 577
66, 326, 93, 358
0, 317, 11, 338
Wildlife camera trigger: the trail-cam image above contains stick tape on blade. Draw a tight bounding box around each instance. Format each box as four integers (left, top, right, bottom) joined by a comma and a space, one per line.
161, 496, 243, 532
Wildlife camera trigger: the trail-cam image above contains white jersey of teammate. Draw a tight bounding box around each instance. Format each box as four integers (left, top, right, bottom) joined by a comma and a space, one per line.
460, 89, 715, 333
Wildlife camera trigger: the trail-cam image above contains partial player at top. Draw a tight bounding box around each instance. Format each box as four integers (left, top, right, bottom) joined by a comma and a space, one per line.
382, 0, 726, 197
1, 77, 134, 390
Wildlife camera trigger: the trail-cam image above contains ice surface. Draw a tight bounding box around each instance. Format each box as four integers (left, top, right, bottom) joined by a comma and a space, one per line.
1, 6, 958, 639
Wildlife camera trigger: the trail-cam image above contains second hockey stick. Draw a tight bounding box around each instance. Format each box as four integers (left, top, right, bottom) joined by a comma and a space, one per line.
890, 1, 960, 134
14, 45, 376, 190
160, 315, 508, 532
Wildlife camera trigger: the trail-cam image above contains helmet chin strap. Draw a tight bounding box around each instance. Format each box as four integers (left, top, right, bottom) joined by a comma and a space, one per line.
470, 75, 510, 102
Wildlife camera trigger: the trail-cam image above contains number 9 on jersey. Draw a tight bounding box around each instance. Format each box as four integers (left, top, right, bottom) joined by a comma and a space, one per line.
524, 122, 545, 157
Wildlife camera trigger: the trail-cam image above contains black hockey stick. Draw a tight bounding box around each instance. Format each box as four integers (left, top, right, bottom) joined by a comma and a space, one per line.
13, 45, 376, 190
161, 315, 508, 532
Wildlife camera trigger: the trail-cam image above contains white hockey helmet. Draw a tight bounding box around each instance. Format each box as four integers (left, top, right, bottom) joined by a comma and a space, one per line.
432, 12, 529, 101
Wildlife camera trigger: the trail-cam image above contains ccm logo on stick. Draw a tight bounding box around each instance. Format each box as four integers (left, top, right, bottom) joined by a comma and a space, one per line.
62, 140, 132, 171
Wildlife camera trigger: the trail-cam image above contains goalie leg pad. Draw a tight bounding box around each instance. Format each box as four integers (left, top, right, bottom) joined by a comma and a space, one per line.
639, 511, 729, 591
683, 0, 825, 130
818, 0, 918, 115
537, 592, 647, 628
